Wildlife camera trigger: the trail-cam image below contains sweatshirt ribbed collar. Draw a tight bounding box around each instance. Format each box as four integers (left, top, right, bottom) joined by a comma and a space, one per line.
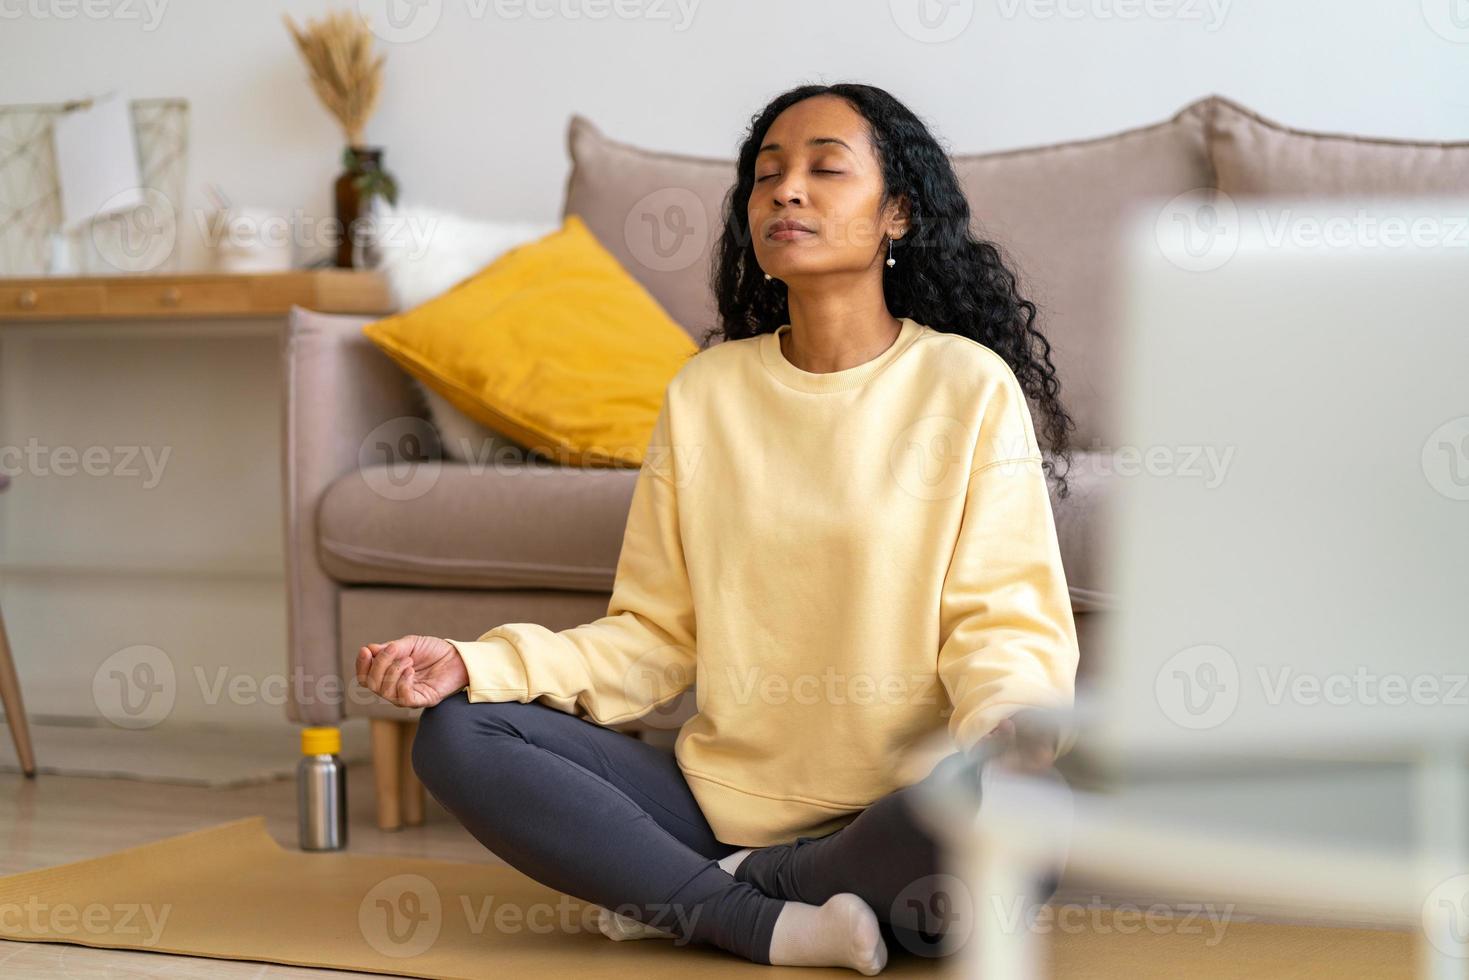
759, 317, 925, 393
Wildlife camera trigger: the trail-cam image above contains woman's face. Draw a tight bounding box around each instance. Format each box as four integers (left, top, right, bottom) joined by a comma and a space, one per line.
748, 95, 907, 283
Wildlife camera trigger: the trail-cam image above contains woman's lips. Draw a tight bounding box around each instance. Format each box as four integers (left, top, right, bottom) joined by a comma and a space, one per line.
769, 228, 816, 241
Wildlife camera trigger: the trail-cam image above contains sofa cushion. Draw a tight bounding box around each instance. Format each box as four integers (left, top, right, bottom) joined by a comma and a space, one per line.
562, 115, 736, 349
562, 100, 1216, 449
947, 100, 1213, 450
318, 462, 638, 590
318, 451, 1116, 609
1048, 450, 1119, 613
1207, 95, 1469, 197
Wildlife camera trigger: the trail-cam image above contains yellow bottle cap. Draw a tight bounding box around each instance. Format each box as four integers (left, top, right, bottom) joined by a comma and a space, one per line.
301, 726, 341, 756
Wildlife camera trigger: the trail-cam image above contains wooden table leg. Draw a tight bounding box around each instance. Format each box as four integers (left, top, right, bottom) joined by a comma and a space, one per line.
370, 718, 403, 831
401, 719, 425, 826
0, 605, 36, 777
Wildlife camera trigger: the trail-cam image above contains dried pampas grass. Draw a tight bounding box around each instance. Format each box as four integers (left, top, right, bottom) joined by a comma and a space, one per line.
283, 8, 385, 146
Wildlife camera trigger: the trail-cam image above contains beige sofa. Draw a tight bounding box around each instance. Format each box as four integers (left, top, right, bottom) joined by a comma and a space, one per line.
281, 94, 1468, 830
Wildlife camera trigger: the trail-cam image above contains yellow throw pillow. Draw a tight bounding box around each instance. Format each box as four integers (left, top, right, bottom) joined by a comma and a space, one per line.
362, 214, 697, 468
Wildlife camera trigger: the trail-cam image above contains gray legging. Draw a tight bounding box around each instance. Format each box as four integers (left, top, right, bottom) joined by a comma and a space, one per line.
411, 691, 1057, 965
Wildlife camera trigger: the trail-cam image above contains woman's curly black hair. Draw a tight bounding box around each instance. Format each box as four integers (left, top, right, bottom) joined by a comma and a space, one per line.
703, 83, 1076, 499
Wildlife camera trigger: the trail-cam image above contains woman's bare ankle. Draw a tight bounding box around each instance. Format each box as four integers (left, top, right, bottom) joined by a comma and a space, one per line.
718, 847, 755, 877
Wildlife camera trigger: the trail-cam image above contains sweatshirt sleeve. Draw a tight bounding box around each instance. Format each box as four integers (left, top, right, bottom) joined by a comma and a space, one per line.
445, 390, 697, 727
936, 369, 1080, 758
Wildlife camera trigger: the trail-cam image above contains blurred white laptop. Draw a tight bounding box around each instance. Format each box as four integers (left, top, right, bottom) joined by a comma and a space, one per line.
1085, 192, 1469, 770
903, 198, 1469, 975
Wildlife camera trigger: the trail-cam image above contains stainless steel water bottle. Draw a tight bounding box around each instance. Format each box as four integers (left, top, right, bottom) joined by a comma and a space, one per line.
298, 726, 348, 851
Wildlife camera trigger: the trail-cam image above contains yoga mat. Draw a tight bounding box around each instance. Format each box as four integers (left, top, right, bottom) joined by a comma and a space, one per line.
0, 817, 1414, 978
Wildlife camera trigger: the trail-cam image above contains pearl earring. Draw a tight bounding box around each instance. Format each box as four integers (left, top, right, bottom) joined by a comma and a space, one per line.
886, 236, 897, 268
764, 272, 772, 281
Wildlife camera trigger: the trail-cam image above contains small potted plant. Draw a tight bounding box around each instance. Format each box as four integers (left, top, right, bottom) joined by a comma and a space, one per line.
284, 8, 398, 268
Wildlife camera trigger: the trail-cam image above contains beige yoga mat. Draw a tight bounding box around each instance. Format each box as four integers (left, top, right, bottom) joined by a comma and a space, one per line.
0, 817, 1415, 979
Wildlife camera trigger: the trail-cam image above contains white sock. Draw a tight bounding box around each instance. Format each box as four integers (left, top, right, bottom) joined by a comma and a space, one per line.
768, 893, 888, 976
595, 905, 676, 941
718, 847, 755, 877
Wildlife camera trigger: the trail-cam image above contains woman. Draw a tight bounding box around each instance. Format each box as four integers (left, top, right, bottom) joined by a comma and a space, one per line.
356, 82, 1079, 975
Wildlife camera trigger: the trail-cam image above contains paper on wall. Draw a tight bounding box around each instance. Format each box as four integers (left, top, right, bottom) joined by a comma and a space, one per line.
52, 90, 144, 230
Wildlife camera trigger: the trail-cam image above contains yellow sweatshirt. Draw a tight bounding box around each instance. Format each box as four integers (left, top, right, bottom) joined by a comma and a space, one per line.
448, 316, 1079, 846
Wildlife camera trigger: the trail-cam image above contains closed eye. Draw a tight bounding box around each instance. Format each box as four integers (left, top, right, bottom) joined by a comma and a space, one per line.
755, 170, 844, 181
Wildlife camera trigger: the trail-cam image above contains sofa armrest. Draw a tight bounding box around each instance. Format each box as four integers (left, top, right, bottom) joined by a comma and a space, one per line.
281, 304, 418, 725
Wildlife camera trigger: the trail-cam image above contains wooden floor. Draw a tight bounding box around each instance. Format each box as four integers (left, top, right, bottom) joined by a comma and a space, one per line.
0, 760, 496, 978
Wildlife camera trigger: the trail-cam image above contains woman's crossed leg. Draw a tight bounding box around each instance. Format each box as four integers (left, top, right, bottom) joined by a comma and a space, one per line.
411, 692, 891, 972
731, 749, 1061, 960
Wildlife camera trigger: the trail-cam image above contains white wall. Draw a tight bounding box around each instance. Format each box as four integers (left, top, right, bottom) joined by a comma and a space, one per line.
2, 0, 1465, 271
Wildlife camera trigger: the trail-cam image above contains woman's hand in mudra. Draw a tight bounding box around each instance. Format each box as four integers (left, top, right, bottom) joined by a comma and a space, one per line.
356, 634, 467, 709
969, 709, 1060, 774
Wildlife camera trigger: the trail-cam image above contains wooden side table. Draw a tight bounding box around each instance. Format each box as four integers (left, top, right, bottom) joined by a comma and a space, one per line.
0, 269, 396, 785
0, 269, 393, 322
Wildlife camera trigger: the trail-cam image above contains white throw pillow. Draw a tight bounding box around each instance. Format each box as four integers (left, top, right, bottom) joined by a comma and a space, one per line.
413, 380, 525, 464
370, 203, 558, 461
